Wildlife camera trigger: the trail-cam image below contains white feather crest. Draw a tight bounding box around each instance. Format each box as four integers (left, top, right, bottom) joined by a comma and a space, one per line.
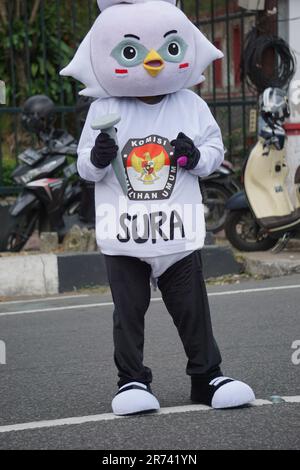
97, 0, 176, 11
184, 24, 224, 89
60, 30, 109, 99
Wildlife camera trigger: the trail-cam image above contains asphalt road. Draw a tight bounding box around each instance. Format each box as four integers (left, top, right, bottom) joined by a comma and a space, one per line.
0, 274, 299, 450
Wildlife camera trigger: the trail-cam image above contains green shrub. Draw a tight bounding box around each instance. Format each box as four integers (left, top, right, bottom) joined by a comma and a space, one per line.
1, 157, 16, 186
0, 1, 98, 106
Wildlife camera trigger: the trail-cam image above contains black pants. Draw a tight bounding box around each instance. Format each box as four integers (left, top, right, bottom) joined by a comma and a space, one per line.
104, 251, 222, 387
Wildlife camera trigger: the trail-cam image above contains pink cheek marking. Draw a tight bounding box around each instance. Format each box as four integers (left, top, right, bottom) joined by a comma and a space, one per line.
115, 69, 128, 75
179, 63, 189, 69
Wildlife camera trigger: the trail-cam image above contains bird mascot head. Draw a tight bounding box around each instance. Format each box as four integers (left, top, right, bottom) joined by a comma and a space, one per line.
60, 0, 223, 98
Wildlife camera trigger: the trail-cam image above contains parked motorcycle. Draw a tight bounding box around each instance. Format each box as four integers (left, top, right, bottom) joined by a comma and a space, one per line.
225, 87, 300, 252
200, 159, 240, 233
0, 95, 95, 252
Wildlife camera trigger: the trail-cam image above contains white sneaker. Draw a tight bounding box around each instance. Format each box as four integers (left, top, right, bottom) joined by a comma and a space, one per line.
112, 382, 160, 416
191, 376, 255, 408
210, 377, 255, 409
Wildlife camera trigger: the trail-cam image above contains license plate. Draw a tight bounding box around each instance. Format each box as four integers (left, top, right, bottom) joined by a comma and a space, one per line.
18, 148, 44, 166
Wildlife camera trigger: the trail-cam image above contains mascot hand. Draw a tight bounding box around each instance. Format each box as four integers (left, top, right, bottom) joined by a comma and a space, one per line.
91, 132, 119, 169
171, 132, 200, 170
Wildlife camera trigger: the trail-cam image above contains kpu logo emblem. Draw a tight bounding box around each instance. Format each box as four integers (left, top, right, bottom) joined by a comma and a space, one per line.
122, 135, 177, 201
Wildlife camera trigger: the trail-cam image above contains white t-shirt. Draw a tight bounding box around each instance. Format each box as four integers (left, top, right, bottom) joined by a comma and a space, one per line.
77, 89, 224, 257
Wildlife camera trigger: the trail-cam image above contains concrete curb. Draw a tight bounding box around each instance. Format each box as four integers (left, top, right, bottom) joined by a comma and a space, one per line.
0, 254, 58, 297
0, 246, 242, 297
57, 252, 108, 293
241, 251, 300, 278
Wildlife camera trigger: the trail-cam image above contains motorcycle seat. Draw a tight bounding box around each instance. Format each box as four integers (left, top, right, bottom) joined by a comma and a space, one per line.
295, 166, 300, 184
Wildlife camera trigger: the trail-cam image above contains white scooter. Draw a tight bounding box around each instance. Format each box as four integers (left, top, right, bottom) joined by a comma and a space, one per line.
225, 87, 300, 252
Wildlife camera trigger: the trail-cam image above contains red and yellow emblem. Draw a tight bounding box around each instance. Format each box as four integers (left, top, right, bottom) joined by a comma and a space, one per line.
127, 143, 170, 185
122, 135, 176, 201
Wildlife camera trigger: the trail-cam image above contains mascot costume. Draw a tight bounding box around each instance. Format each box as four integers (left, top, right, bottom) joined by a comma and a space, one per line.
61, 0, 255, 415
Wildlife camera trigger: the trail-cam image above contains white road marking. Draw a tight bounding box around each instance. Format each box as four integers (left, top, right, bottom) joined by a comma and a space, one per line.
282, 396, 300, 403
0, 294, 89, 306
0, 299, 164, 317
0, 397, 299, 434
209, 284, 300, 296
0, 302, 114, 317
0, 284, 299, 317
249, 399, 273, 406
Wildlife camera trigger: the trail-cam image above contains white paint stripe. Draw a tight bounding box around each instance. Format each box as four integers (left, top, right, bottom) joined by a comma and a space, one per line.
208, 284, 300, 296
0, 302, 114, 317
0, 284, 299, 317
249, 399, 273, 406
0, 413, 121, 434
281, 396, 300, 403
0, 294, 89, 306
158, 404, 210, 414
0, 298, 162, 317
0, 397, 299, 434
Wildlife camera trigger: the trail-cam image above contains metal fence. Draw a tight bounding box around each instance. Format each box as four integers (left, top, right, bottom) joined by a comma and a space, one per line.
0, 0, 267, 193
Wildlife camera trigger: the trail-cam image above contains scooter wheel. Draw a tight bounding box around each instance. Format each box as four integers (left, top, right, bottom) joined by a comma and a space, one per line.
225, 209, 277, 252
201, 182, 232, 233
2, 211, 39, 252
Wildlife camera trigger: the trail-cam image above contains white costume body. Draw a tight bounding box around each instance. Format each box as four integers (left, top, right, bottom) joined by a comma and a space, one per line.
78, 89, 224, 275
61, 0, 255, 414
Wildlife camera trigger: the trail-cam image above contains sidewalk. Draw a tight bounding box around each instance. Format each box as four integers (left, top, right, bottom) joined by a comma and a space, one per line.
215, 234, 300, 278
1, 232, 299, 298
0, 243, 242, 298
240, 249, 300, 278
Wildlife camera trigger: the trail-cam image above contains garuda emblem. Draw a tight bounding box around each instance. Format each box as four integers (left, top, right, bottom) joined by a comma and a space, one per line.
131, 151, 166, 184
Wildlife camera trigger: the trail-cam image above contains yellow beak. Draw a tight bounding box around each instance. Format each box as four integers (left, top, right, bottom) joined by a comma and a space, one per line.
143, 49, 165, 77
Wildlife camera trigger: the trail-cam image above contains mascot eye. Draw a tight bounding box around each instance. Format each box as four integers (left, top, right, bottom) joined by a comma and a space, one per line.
158, 35, 188, 63
111, 40, 148, 67
122, 46, 138, 61
168, 42, 180, 57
